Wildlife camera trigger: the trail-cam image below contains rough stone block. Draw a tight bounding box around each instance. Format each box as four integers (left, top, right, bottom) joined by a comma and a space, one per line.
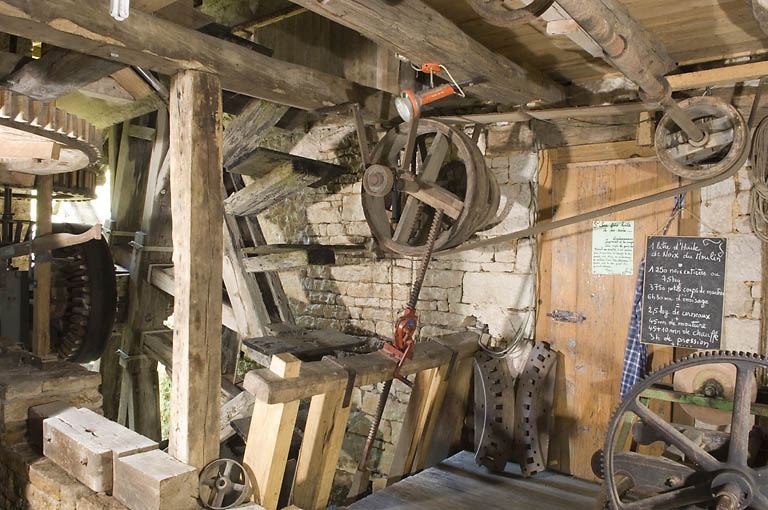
736, 190, 751, 216
726, 234, 763, 282
508, 153, 538, 183
722, 318, 761, 352
724, 280, 753, 318
28, 456, 94, 507
43, 408, 158, 492
462, 272, 534, 308
29, 400, 73, 451
25, 482, 61, 510
1, 419, 26, 446
700, 178, 735, 234
2, 443, 42, 479
113, 450, 198, 510
341, 194, 366, 222
0, 367, 44, 401
76, 492, 130, 510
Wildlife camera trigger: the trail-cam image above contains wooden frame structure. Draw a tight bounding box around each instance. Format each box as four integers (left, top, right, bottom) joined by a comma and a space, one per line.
242, 332, 478, 510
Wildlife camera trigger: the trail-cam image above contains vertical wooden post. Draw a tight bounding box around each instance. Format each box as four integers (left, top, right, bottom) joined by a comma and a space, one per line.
32, 174, 52, 357
168, 70, 223, 470
387, 364, 450, 483
243, 353, 301, 510
422, 357, 473, 468
293, 389, 350, 509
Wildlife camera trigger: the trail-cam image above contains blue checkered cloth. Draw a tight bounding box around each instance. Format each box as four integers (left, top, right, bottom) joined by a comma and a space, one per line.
619, 257, 646, 400
619, 194, 685, 400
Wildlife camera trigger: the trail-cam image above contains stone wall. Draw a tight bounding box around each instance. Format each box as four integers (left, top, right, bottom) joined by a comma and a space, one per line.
0, 346, 110, 509
0, 346, 102, 447
700, 165, 763, 352
0, 443, 127, 510
260, 120, 538, 346
257, 120, 539, 488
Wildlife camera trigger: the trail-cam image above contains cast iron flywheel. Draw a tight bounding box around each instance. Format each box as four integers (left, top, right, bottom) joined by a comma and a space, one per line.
600, 351, 768, 510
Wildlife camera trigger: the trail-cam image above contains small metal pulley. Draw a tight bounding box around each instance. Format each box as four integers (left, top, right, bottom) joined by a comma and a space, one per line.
199, 458, 252, 509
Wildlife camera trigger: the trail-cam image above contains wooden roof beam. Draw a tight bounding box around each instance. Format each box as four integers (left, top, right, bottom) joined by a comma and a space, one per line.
0, 0, 393, 116
288, 0, 565, 106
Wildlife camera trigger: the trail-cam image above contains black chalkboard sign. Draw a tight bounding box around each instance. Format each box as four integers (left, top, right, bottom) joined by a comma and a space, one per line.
641, 236, 726, 349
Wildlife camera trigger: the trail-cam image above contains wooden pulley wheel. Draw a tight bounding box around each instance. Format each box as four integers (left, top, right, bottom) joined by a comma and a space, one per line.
361, 119, 500, 257
655, 96, 749, 181
673, 361, 757, 426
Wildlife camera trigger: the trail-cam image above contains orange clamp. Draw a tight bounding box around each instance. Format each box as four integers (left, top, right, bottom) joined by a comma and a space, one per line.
420, 62, 442, 74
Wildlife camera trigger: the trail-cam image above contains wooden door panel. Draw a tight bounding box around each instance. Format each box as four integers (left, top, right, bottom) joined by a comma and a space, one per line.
537, 153, 679, 480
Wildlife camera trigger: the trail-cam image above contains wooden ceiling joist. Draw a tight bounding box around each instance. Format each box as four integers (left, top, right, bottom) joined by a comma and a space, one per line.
289, 0, 566, 106
0, 0, 392, 115
131, 0, 177, 13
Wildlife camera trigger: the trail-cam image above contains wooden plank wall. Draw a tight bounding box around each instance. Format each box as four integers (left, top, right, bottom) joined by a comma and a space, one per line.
536, 145, 680, 480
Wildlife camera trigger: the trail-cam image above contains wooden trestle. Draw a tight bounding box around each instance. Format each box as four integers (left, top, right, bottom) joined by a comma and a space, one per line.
242, 331, 478, 510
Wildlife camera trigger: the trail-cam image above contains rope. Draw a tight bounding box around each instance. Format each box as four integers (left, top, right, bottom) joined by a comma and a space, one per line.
750, 115, 768, 243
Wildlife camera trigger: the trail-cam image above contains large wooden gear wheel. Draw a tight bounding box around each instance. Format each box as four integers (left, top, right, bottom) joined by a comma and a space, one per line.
0, 90, 101, 175
0, 90, 102, 200
361, 119, 499, 257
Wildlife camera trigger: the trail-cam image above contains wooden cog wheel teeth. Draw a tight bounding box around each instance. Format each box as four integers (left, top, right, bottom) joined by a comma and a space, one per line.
46, 224, 116, 363
0, 89, 102, 171
474, 353, 514, 472
516, 341, 557, 477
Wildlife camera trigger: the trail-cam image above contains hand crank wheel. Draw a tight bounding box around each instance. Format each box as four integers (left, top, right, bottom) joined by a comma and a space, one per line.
361, 119, 499, 257
655, 97, 749, 181
199, 458, 252, 509
603, 351, 768, 509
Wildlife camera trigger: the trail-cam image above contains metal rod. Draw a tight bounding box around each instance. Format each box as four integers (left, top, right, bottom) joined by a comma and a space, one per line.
131, 66, 169, 104
662, 98, 707, 143
408, 210, 442, 309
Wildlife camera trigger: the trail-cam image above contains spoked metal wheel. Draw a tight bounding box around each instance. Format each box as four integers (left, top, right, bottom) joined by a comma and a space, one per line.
361, 119, 499, 257
603, 351, 768, 509
199, 458, 251, 509
655, 97, 749, 181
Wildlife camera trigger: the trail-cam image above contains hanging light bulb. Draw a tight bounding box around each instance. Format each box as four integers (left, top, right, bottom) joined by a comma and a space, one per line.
109, 0, 130, 21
